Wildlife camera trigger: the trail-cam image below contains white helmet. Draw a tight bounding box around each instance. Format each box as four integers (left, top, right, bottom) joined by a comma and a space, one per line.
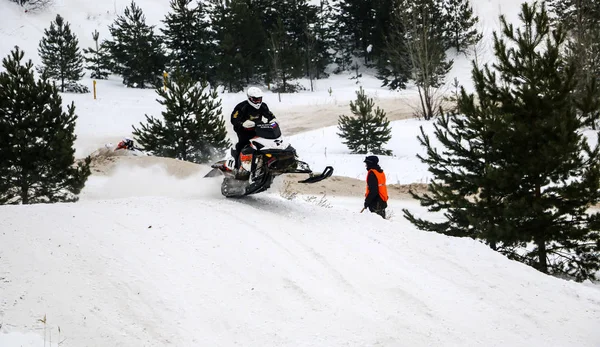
247, 87, 263, 109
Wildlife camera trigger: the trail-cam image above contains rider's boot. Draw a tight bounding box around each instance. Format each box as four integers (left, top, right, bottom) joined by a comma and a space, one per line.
232, 150, 244, 179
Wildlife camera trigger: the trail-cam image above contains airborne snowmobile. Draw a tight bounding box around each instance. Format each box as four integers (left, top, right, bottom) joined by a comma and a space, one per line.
204, 120, 333, 197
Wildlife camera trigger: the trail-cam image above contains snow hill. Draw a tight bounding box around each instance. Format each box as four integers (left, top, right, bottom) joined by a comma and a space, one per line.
1, 0, 600, 346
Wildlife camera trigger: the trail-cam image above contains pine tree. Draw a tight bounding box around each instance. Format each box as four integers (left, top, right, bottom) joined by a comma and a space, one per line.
401, 0, 453, 119
376, 7, 411, 90
82, 30, 111, 79
337, 87, 392, 155
37, 14, 85, 93
547, 0, 600, 32
328, 0, 354, 73
335, 0, 368, 64
442, 0, 482, 53
0, 46, 91, 205
333, 0, 393, 65
106, 1, 166, 88
162, 0, 214, 83
268, 16, 305, 93
403, 2, 600, 281
308, 0, 334, 80
209, 0, 243, 91
371, 0, 400, 66
10, 0, 52, 11
253, 0, 311, 90
210, 0, 266, 91
132, 70, 231, 163
548, 0, 600, 127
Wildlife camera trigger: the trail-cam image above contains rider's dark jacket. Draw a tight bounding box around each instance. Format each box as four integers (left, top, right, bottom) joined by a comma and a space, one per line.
231, 101, 276, 133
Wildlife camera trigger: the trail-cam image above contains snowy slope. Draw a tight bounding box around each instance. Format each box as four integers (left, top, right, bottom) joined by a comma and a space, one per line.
1, 176, 600, 346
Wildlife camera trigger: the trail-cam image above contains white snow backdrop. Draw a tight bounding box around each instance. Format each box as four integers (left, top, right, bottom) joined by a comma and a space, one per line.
1, 0, 600, 346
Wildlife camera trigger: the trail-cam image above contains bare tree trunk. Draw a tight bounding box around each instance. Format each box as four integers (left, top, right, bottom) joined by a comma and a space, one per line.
20, 171, 29, 204
534, 183, 548, 273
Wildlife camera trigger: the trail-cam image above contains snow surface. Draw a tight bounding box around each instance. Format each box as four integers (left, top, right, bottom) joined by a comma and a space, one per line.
2, 184, 600, 347
2, 0, 600, 346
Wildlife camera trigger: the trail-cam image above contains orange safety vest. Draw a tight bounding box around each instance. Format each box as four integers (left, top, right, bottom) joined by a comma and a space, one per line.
365, 169, 388, 202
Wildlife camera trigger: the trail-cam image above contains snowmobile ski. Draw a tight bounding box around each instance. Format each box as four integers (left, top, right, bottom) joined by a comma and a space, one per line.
298, 166, 334, 184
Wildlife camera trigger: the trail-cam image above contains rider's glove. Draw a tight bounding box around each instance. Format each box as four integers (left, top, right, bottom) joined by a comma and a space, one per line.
242, 120, 255, 129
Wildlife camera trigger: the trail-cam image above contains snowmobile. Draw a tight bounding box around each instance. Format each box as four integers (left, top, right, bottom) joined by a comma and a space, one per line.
112, 138, 153, 156
204, 120, 333, 197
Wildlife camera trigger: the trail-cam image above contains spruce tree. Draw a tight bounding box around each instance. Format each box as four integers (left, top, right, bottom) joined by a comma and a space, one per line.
0, 46, 91, 205
442, 0, 482, 53
337, 86, 392, 155
162, 0, 214, 83
403, 2, 600, 281
82, 30, 111, 79
37, 14, 85, 93
106, 1, 166, 88
132, 71, 231, 163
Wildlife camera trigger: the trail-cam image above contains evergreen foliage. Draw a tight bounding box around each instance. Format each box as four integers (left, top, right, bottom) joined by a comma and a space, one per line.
0, 46, 91, 205
403, 2, 600, 281
210, 0, 266, 91
132, 71, 231, 163
547, 0, 600, 127
333, 0, 380, 65
401, 0, 453, 119
82, 29, 111, 79
376, 9, 411, 90
268, 16, 304, 93
37, 14, 85, 92
442, 0, 482, 53
308, 0, 335, 80
105, 1, 166, 88
337, 86, 392, 155
162, 0, 214, 83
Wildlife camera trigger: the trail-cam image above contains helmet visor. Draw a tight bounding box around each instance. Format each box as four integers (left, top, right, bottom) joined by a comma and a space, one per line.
249, 96, 262, 104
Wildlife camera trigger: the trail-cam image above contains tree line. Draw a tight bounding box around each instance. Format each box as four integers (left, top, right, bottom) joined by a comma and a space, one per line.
24, 0, 481, 96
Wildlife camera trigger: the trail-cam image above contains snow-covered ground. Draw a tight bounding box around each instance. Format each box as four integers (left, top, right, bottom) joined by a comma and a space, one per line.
2, 0, 600, 346
2, 186, 600, 347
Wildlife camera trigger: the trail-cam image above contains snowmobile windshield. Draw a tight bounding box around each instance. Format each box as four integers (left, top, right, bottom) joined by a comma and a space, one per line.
254, 122, 281, 139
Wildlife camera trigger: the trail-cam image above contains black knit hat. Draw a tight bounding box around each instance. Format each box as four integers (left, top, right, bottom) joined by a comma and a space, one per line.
364, 155, 379, 165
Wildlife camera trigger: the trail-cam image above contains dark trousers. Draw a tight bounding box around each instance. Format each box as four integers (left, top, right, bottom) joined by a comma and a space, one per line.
368, 200, 387, 219
234, 130, 254, 168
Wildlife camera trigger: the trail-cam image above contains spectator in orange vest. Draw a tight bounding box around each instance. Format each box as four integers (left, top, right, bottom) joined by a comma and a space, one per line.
362, 155, 388, 219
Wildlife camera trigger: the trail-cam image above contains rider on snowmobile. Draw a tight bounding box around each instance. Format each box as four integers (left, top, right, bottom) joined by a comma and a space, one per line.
115, 137, 135, 151
230, 87, 277, 171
